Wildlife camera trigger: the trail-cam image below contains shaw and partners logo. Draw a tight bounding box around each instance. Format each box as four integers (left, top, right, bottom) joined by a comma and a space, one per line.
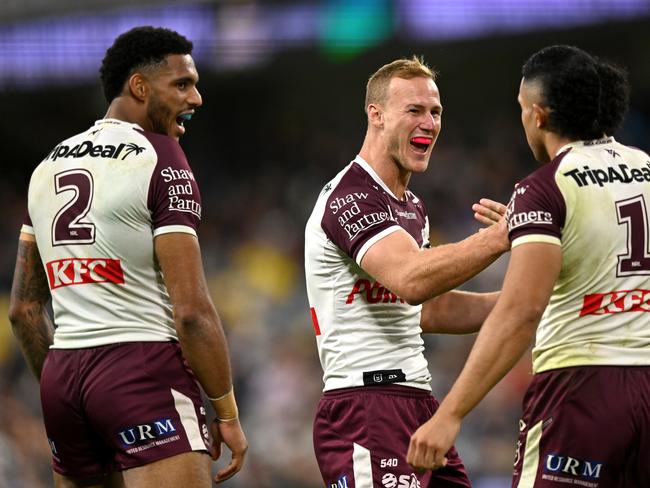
160, 165, 202, 218
46, 258, 125, 289
47, 141, 145, 161
346, 279, 405, 305
328, 191, 393, 241
542, 453, 603, 487
580, 288, 650, 316
507, 209, 553, 231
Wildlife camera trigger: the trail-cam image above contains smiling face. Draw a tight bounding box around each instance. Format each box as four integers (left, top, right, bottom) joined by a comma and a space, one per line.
380, 76, 442, 174
144, 54, 202, 140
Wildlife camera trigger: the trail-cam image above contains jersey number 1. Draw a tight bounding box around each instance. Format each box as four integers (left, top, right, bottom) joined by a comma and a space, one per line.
616, 195, 650, 276
52, 169, 96, 246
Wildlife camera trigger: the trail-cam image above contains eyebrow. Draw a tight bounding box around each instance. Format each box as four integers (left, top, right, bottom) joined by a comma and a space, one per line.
173, 75, 199, 84
409, 103, 443, 112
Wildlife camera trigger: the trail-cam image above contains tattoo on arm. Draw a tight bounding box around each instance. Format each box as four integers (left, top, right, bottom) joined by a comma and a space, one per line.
9, 238, 54, 380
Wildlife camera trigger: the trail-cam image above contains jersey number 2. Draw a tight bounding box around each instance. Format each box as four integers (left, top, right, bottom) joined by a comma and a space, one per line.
616, 195, 650, 276
52, 169, 96, 245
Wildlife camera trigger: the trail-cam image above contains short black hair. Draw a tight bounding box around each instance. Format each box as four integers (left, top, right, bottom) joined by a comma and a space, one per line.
100, 26, 193, 103
522, 45, 629, 140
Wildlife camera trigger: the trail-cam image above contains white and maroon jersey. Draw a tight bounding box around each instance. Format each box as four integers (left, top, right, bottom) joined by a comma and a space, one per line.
305, 155, 432, 392
22, 119, 202, 349
506, 137, 650, 373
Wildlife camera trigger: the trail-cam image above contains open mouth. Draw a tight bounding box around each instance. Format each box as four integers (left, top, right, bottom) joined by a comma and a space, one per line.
176, 113, 193, 133
410, 136, 432, 153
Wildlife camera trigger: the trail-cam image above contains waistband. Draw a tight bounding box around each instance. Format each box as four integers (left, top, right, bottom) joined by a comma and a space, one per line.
323, 384, 432, 399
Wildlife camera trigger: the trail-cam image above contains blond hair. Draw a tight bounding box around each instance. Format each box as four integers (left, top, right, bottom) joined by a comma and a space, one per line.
365, 56, 437, 113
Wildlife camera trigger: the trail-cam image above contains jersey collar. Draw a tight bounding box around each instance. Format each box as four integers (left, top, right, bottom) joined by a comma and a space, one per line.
353, 155, 403, 201
94, 118, 144, 131
556, 136, 616, 156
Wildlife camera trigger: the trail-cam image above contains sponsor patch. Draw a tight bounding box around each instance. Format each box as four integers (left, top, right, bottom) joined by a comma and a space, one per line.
117, 418, 181, 454
345, 279, 405, 305
507, 209, 553, 231
46, 258, 125, 289
159, 165, 202, 218
47, 141, 145, 161
329, 474, 349, 488
564, 162, 650, 188
580, 288, 650, 316
543, 453, 603, 485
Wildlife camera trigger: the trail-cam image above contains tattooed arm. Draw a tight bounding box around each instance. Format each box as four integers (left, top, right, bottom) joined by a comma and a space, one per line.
8, 233, 54, 380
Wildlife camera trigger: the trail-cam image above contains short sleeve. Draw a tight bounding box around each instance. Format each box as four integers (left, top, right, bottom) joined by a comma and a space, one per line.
507, 155, 567, 248
321, 186, 401, 263
143, 132, 202, 237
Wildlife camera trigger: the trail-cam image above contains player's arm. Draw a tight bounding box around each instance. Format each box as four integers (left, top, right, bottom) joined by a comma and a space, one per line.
420, 290, 499, 334
361, 218, 509, 305
8, 233, 54, 381
154, 233, 247, 483
406, 242, 561, 471
417, 198, 504, 333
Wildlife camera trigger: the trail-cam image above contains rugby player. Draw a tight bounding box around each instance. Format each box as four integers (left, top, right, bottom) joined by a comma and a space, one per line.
8, 26, 247, 487
305, 56, 511, 488
407, 46, 649, 488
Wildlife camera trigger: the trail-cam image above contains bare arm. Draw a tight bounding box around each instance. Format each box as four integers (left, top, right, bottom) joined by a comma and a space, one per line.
154, 232, 247, 483
420, 290, 499, 334
361, 218, 509, 305
8, 233, 54, 381
406, 242, 561, 470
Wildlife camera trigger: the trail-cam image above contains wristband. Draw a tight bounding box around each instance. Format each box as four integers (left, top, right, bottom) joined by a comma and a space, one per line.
207, 387, 239, 422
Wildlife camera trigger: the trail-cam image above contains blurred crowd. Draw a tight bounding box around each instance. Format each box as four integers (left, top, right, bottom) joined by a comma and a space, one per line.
1, 41, 650, 488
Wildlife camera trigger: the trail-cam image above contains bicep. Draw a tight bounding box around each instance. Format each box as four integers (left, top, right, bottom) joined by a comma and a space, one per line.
498, 242, 562, 319
360, 229, 421, 292
154, 233, 210, 310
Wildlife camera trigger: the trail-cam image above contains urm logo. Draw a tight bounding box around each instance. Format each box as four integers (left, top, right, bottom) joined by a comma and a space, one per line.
545, 454, 603, 479
117, 418, 177, 446
329, 475, 349, 488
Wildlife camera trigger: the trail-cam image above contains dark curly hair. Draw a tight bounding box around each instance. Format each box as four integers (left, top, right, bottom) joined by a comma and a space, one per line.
99, 26, 193, 104
595, 58, 629, 136
522, 45, 629, 140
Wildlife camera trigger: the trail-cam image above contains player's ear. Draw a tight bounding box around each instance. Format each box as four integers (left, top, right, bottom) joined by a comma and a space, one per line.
128, 73, 148, 102
532, 103, 549, 129
367, 103, 384, 128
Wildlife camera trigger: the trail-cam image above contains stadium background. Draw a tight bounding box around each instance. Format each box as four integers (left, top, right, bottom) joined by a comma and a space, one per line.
1, 1, 649, 486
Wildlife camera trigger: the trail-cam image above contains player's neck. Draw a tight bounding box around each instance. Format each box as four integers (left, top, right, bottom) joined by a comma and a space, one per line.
359, 145, 410, 200
104, 97, 149, 130
544, 131, 574, 161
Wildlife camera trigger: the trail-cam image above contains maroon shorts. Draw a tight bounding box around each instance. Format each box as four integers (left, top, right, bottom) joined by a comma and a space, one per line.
512, 366, 650, 488
314, 385, 471, 488
40, 341, 209, 478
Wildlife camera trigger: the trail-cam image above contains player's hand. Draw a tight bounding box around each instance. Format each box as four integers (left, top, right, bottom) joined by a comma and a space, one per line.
209, 418, 248, 483
406, 410, 461, 472
474, 199, 510, 253
473, 198, 506, 227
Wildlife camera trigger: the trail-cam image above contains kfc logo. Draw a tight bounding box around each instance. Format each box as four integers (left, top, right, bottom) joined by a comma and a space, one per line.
46, 258, 125, 289
580, 288, 650, 316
